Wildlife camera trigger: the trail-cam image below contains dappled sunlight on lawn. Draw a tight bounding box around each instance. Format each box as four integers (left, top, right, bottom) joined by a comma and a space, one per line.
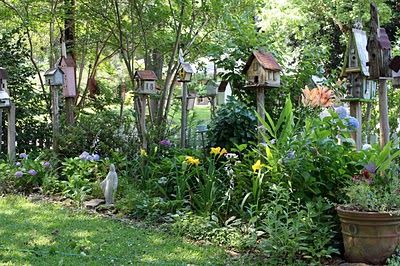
0, 195, 226, 265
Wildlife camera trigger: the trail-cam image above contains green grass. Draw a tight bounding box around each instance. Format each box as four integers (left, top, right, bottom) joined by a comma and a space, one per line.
0, 195, 227, 265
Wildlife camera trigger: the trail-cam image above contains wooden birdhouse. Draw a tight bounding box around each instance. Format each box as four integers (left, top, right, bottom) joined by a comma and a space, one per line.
390, 56, 400, 88
0, 67, 8, 92
242, 50, 282, 88
44, 67, 64, 86
58, 55, 77, 97
134, 70, 157, 95
341, 28, 377, 100
0, 90, 11, 109
217, 80, 232, 105
205, 80, 218, 96
178, 63, 194, 82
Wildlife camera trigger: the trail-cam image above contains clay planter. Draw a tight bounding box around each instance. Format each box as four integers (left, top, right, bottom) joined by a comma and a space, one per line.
337, 206, 400, 264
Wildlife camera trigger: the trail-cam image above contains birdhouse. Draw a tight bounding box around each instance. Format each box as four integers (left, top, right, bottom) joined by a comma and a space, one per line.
0, 67, 8, 92
0, 90, 11, 109
178, 63, 194, 82
58, 55, 77, 97
205, 80, 218, 96
44, 67, 64, 86
217, 80, 232, 105
187, 93, 196, 110
390, 56, 400, 88
242, 50, 282, 88
341, 27, 377, 100
134, 70, 158, 94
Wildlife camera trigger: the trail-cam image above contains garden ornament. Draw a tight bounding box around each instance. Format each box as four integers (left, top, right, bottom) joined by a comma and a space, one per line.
101, 164, 118, 205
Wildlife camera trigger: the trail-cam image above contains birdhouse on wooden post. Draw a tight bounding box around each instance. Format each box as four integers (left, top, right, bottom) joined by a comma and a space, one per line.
178, 63, 194, 82
134, 70, 158, 94
0, 90, 11, 109
205, 80, 218, 97
44, 67, 64, 86
0, 67, 8, 92
57, 55, 76, 98
242, 50, 282, 124
242, 50, 282, 88
390, 56, 400, 88
341, 27, 377, 100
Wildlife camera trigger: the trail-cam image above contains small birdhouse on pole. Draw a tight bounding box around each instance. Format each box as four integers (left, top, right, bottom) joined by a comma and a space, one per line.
44, 67, 64, 86
178, 63, 194, 82
390, 56, 400, 88
134, 70, 158, 94
242, 49, 282, 123
341, 24, 377, 100
0, 67, 8, 92
0, 67, 16, 161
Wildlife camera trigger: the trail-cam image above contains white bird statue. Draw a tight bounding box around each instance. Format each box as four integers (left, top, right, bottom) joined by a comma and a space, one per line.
101, 164, 118, 205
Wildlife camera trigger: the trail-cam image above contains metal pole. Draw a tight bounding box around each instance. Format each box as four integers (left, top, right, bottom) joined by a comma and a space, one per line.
181, 82, 188, 148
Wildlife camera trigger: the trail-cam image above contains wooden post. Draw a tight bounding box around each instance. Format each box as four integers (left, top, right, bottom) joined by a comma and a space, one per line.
181, 82, 188, 148
65, 97, 75, 125
256, 87, 265, 125
378, 79, 389, 148
0, 109, 3, 154
51, 86, 60, 152
139, 94, 147, 149
350, 101, 362, 150
7, 103, 16, 162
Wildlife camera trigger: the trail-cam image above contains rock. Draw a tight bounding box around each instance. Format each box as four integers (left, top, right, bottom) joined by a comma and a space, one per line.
83, 198, 105, 209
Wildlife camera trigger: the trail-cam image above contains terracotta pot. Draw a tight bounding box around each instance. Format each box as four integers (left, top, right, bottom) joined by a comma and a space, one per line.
337, 206, 400, 264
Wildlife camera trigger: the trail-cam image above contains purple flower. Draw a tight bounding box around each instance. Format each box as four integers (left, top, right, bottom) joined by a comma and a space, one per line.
286, 150, 296, 159
19, 153, 28, 159
15, 171, 23, 178
15, 162, 21, 167
160, 139, 172, 147
79, 151, 90, 160
42, 161, 51, 168
364, 162, 377, 174
86, 155, 93, 161
92, 154, 100, 161
345, 116, 360, 130
28, 169, 37, 176
335, 106, 348, 119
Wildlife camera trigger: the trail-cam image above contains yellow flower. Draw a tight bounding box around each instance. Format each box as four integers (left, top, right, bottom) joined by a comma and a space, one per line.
252, 160, 265, 173
210, 147, 221, 156
185, 156, 200, 166
140, 148, 147, 157
220, 148, 228, 156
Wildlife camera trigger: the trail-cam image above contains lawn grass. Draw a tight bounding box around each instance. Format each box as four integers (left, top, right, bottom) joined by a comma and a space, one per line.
0, 195, 227, 265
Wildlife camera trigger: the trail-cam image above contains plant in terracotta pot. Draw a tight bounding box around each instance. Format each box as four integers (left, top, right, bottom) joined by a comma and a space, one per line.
337, 142, 400, 264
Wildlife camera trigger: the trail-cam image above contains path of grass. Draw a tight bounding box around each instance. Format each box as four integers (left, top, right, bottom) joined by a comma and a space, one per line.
0, 195, 227, 265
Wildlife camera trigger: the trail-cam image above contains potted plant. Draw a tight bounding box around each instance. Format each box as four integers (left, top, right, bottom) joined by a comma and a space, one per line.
337, 142, 400, 264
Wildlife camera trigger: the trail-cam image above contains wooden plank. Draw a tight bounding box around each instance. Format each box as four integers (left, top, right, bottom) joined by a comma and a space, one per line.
180, 82, 188, 148
378, 79, 389, 148
139, 95, 147, 149
7, 103, 16, 162
51, 86, 60, 152
256, 87, 265, 125
349, 101, 362, 150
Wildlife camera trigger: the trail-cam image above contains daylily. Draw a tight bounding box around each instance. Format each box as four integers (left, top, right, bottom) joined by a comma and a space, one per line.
210, 147, 221, 156
185, 156, 200, 166
252, 160, 265, 173
140, 148, 147, 157
301, 85, 334, 108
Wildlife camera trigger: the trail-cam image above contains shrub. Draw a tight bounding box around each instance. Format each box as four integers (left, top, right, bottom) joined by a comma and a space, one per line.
207, 97, 257, 150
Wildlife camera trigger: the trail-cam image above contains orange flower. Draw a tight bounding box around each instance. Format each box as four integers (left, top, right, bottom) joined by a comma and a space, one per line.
301, 85, 334, 108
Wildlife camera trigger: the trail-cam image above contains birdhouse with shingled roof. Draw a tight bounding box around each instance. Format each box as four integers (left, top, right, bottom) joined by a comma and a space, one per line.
341, 26, 377, 100
242, 50, 282, 88
134, 70, 158, 95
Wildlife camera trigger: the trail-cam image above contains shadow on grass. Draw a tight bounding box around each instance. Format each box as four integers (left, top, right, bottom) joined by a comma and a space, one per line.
0, 195, 226, 265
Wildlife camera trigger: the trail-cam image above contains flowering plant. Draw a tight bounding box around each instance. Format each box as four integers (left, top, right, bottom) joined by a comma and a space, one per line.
343, 142, 400, 212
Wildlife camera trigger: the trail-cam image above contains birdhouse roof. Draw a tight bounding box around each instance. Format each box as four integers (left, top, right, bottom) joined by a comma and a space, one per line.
0, 90, 10, 99
242, 50, 282, 73
218, 80, 229, 92
393, 70, 400, 78
57, 55, 76, 67
134, 70, 158, 80
181, 63, 194, 73
0, 67, 8, 79
342, 28, 370, 77
378, 28, 391, 50
44, 67, 64, 76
